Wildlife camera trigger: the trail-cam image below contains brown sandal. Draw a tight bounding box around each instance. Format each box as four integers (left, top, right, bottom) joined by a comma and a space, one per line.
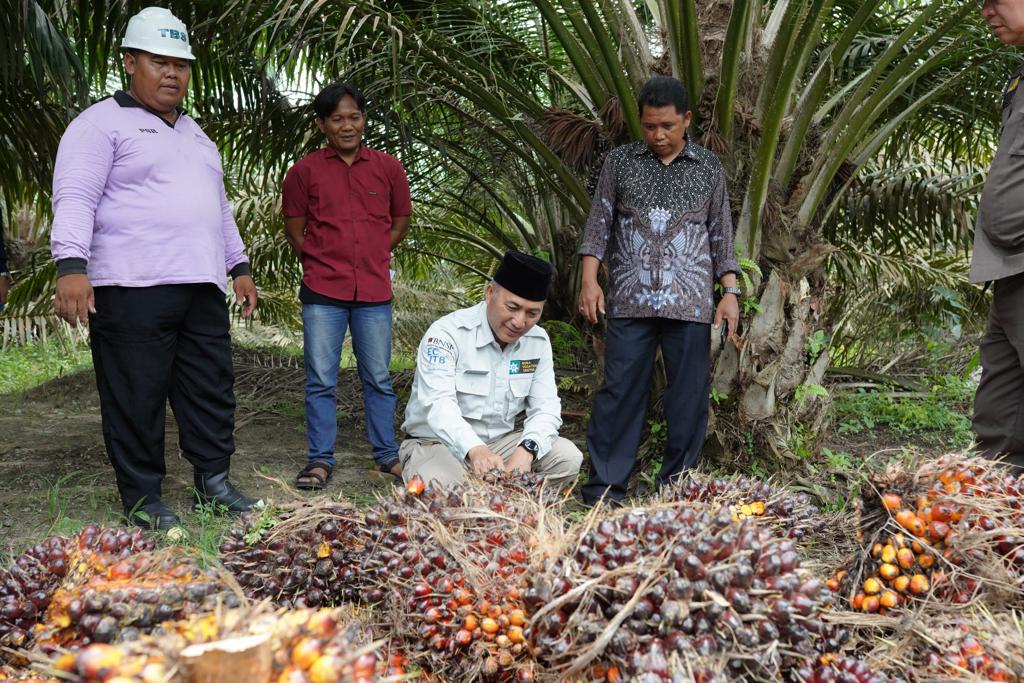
296, 461, 333, 490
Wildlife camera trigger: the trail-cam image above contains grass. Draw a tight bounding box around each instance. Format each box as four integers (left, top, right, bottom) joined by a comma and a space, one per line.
833, 373, 974, 447
0, 336, 92, 395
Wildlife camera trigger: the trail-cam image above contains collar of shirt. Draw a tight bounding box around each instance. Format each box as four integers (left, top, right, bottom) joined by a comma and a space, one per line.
475, 302, 506, 350
323, 145, 372, 164
113, 90, 186, 128
633, 131, 699, 163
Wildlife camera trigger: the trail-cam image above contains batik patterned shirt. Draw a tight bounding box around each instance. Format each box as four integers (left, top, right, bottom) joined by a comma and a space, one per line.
579, 138, 739, 323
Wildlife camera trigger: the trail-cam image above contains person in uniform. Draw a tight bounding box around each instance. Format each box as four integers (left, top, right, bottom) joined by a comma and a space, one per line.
971, 0, 1024, 473
50, 7, 260, 529
400, 251, 583, 487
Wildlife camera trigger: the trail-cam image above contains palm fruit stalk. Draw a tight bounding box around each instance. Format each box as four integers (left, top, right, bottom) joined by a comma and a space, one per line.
0, 527, 154, 657
527, 504, 844, 682
219, 502, 367, 608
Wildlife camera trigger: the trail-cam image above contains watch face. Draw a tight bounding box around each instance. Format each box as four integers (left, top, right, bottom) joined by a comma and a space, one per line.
521, 439, 539, 454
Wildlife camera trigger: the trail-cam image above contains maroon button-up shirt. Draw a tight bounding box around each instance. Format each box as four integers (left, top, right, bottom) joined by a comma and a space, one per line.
282, 145, 412, 302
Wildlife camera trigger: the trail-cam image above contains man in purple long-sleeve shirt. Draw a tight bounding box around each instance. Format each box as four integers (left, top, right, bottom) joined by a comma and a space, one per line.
50, 7, 260, 530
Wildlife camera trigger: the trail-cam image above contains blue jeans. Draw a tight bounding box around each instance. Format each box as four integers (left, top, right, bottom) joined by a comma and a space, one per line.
303, 302, 399, 468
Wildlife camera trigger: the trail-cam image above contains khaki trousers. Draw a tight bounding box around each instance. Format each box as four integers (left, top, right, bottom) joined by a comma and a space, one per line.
974, 272, 1024, 472
399, 430, 584, 489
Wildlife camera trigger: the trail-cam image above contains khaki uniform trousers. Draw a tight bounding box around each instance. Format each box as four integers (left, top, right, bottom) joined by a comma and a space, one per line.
399, 430, 584, 489
974, 272, 1024, 473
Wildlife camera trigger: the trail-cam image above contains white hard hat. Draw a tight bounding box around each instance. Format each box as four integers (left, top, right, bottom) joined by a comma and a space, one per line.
121, 7, 195, 60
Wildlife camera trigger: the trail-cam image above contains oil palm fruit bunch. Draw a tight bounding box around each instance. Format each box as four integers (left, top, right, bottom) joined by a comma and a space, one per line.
219, 502, 366, 608
0, 664, 56, 682
845, 457, 1024, 611
35, 549, 234, 650
918, 630, 1020, 682
50, 607, 406, 683
264, 609, 408, 683
358, 475, 541, 681
661, 473, 824, 541
527, 505, 837, 681
0, 527, 153, 655
793, 654, 904, 683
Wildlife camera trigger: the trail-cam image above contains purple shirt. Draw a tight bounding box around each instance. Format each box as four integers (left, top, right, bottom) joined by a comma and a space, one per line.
51, 92, 248, 291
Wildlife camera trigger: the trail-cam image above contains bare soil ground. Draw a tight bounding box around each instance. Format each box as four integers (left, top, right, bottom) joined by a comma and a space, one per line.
0, 361, 404, 558
0, 350, 955, 559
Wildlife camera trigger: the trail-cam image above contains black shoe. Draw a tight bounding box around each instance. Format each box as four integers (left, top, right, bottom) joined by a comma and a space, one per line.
193, 470, 260, 513
124, 500, 181, 531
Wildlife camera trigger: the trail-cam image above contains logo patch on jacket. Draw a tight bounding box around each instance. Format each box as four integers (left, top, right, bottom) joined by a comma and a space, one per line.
509, 359, 539, 375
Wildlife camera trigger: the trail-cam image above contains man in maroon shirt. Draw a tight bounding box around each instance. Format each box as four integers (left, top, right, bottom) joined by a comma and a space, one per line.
282, 82, 412, 489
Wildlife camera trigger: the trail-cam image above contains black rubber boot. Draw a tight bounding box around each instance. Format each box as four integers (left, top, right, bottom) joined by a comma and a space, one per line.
193, 470, 260, 513
124, 499, 181, 531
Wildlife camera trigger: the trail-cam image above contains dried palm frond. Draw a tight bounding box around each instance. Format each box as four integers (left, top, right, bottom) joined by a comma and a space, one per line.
542, 109, 604, 172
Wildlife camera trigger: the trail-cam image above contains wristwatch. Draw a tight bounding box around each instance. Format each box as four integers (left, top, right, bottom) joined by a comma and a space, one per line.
723, 286, 742, 298
519, 439, 539, 457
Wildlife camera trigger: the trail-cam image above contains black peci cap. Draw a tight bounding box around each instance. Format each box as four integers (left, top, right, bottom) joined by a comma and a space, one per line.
493, 250, 552, 302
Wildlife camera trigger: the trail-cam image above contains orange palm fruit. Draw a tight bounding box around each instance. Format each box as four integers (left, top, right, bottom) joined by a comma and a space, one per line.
930, 503, 952, 523
928, 520, 950, 543
871, 543, 884, 558
909, 574, 930, 595
406, 475, 426, 495
863, 577, 883, 594
881, 493, 902, 511
291, 637, 323, 670
879, 590, 899, 609
911, 540, 924, 554
910, 517, 926, 538
891, 533, 907, 548
897, 547, 915, 570
881, 545, 897, 564
879, 563, 900, 581
463, 614, 479, 631
892, 575, 911, 593
862, 595, 880, 613
826, 578, 840, 591
852, 593, 865, 610
481, 617, 500, 634
918, 553, 935, 570
895, 509, 917, 532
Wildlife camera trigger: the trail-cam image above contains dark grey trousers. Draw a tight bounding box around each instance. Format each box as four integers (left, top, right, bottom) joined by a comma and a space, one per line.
90, 284, 237, 510
974, 271, 1024, 472
581, 317, 710, 505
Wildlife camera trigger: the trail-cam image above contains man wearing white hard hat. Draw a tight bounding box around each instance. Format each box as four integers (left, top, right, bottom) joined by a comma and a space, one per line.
50, 7, 261, 530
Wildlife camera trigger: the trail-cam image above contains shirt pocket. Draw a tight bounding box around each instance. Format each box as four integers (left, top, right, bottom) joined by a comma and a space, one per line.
353, 177, 391, 219
506, 377, 531, 421
455, 371, 490, 420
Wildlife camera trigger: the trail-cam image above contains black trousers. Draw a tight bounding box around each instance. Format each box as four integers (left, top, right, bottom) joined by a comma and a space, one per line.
89, 284, 236, 510
974, 272, 1024, 472
581, 317, 710, 505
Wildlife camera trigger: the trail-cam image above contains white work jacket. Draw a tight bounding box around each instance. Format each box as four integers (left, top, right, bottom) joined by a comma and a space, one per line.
402, 302, 563, 461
